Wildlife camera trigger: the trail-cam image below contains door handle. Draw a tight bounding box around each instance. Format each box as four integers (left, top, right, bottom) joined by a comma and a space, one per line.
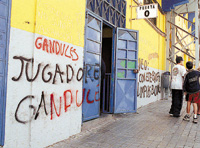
133, 69, 139, 74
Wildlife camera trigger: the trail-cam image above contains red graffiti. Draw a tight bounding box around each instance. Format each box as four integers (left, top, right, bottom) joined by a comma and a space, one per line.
94, 91, 100, 101
50, 88, 100, 120
15, 87, 102, 124
35, 37, 79, 61
76, 89, 84, 107
86, 84, 100, 104
63, 90, 73, 112
86, 90, 94, 104
95, 84, 100, 101
50, 94, 62, 120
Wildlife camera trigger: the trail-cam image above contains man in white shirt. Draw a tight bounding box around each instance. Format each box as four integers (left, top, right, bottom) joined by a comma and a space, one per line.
169, 56, 186, 117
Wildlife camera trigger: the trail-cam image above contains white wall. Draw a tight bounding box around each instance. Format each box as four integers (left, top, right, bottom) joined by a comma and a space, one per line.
137, 66, 163, 108
4, 28, 83, 148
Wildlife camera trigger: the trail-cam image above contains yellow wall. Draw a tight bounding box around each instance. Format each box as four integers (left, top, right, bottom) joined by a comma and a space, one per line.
175, 14, 195, 66
11, 0, 166, 70
11, 0, 86, 47
126, 0, 166, 71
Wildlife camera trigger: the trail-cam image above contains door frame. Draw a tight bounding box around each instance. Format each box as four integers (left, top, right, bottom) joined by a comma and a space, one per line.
101, 21, 115, 114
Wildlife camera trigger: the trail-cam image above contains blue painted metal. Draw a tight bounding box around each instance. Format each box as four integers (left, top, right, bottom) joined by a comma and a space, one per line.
102, 73, 111, 113
110, 27, 116, 113
0, 0, 11, 146
188, 13, 195, 36
86, 0, 126, 28
162, 0, 189, 12
114, 28, 138, 113
82, 12, 103, 121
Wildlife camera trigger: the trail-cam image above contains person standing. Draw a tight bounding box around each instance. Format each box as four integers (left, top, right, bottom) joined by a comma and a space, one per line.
183, 61, 200, 123
197, 66, 200, 115
169, 56, 186, 117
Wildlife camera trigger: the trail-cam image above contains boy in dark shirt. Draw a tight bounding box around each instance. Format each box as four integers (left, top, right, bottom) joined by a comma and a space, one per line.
183, 61, 200, 123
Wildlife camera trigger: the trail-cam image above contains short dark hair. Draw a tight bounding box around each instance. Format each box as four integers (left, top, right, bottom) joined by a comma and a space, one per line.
176, 56, 183, 64
186, 61, 193, 69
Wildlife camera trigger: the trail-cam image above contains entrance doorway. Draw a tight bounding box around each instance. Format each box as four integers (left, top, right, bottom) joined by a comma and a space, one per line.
100, 24, 113, 113
82, 12, 139, 122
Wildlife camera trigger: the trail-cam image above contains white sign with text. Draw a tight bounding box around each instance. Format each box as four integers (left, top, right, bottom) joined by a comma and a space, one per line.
137, 4, 158, 19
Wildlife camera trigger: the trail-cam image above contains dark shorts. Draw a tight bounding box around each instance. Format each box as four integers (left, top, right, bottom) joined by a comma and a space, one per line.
186, 92, 200, 103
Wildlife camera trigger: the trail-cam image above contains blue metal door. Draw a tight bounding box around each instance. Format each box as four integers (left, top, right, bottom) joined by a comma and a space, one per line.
0, 0, 10, 146
114, 28, 138, 113
82, 13, 102, 121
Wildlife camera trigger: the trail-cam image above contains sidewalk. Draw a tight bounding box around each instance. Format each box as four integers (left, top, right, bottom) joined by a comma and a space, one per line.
48, 100, 200, 148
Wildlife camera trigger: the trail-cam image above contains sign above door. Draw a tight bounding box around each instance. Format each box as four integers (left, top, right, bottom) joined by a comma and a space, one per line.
137, 3, 158, 19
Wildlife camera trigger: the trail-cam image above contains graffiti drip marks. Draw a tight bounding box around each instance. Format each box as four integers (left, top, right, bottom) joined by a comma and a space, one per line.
34, 92, 48, 120
50, 94, 62, 120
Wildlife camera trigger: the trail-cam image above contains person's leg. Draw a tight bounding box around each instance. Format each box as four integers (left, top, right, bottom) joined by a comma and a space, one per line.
193, 103, 198, 115
183, 101, 191, 121
178, 90, 184, 113
197, 102, 200, 115
169, 89, 175, 114
186, 101, 191, 114
193, 103, 198, 123
173, 90, 182, 117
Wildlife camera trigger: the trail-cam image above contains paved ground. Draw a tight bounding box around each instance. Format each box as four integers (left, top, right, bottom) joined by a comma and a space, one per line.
48, 100, 200, 148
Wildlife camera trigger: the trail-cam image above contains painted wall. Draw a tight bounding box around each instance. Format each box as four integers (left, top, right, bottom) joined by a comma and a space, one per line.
126, 0, 166, 108
4, 0, 86, 148
175, 13, 195, 65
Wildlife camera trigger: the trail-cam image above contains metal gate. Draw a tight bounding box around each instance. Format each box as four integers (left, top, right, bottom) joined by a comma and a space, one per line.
0, 0, 10, 146
82, 13, 102, 121
114, 28, 138, 113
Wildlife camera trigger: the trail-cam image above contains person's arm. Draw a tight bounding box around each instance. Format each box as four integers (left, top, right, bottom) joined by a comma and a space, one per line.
182, 67, 187, 79
184, 92, 187, 96
183, 74, 187, 94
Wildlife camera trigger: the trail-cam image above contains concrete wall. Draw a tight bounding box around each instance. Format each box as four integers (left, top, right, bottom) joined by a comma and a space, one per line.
4, 0, 86, 148
126, 0, 166, 108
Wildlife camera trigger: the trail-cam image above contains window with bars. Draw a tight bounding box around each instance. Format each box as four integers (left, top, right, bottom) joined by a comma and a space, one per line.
143, 0, 157, 26
87, 0, 126, 28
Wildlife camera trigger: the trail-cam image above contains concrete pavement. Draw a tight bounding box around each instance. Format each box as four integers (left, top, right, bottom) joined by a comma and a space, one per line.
47, 100, 200, 148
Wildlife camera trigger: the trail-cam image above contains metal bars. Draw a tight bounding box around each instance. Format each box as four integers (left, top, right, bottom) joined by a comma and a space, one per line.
166, 0, 199, 70
168, 21, 197, 39
87, 0, 126, 28
173, 45, 195, 60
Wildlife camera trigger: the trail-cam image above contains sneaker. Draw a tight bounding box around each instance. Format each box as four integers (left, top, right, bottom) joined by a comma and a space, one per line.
193, 118, 198, 124
183, 114, 190, 121
169, 112, 173, 116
